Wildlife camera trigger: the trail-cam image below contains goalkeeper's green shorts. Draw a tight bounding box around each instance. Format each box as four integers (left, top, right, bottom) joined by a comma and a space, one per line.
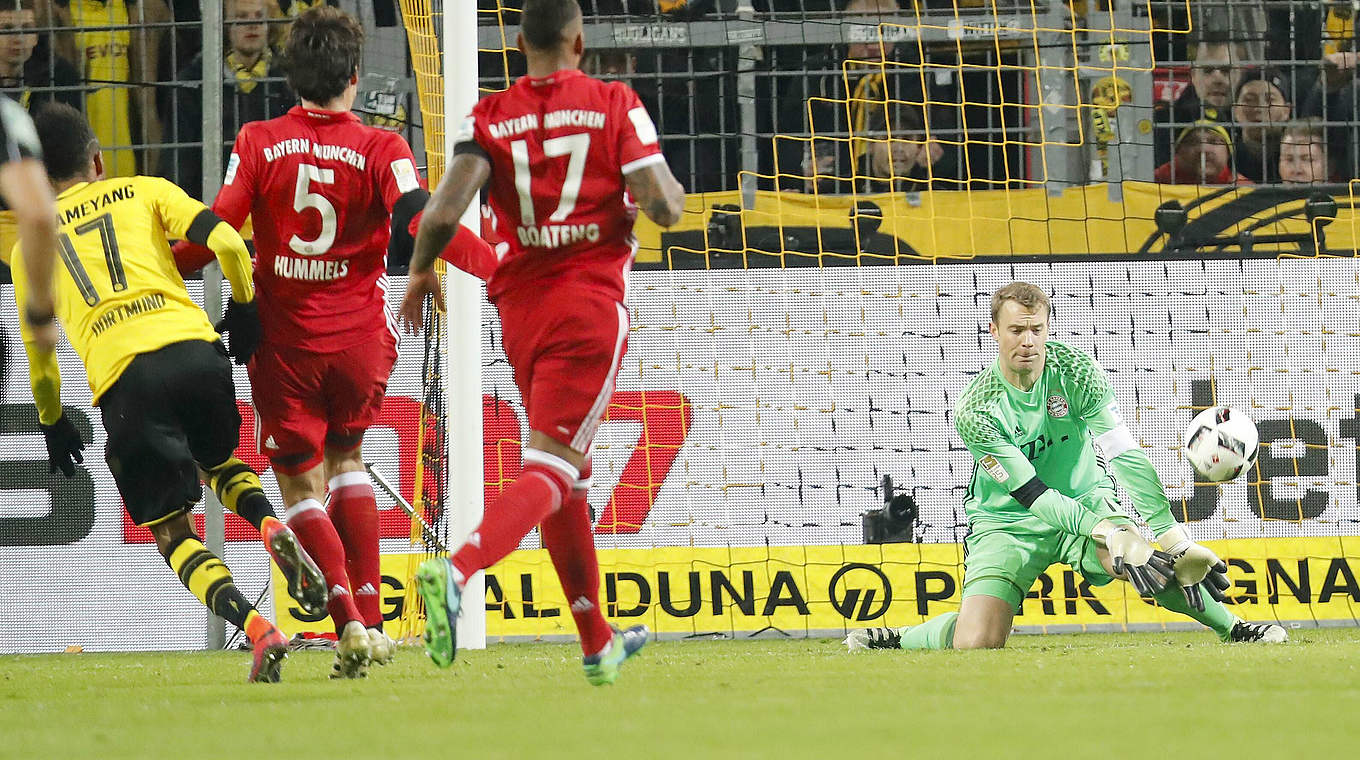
961, 491, 1122, 610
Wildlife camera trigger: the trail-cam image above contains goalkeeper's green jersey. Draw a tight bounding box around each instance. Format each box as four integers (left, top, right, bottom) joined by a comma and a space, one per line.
954, 341, 1177, 535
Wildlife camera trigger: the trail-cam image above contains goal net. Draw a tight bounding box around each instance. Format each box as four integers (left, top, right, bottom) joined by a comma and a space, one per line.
389, 0, 1360, 642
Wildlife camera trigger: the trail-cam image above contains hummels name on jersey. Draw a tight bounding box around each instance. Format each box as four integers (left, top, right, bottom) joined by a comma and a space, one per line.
274, 253, 350, 281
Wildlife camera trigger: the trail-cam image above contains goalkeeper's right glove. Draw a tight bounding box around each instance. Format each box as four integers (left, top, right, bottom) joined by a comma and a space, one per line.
1092, 519, 1175, 597
40, 414, 85, 478
214, 298, 260, 365
1157, 524, 1232, 612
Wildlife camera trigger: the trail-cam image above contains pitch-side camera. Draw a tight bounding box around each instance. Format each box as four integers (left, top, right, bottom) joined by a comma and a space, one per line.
863, 474, 920, 544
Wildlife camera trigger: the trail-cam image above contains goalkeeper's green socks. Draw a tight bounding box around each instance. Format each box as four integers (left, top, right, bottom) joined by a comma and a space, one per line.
1152, 586, 1235, 641
899, 611, 958, 650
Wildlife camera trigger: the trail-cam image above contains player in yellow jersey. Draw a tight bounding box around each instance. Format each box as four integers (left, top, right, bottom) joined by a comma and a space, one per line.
11, 103, 327, 682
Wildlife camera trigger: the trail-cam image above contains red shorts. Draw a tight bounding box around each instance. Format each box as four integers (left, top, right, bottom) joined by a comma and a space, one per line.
248, 334, 398, 475
497, 286, 629, 453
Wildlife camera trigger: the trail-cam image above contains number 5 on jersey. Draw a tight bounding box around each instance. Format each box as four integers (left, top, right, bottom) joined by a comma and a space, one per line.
291, 163, 336, 255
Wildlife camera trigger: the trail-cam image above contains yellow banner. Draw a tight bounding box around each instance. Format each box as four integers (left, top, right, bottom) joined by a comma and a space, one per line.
273, 537, 1360, 637
634, 181, 1360, 263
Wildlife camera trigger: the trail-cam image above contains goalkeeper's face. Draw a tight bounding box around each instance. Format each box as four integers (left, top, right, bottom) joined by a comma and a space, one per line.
990, 301, 1048, 377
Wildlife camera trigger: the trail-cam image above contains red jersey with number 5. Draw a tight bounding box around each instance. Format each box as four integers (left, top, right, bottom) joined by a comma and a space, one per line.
456, 69, 665, 303
213, 106, 424, 352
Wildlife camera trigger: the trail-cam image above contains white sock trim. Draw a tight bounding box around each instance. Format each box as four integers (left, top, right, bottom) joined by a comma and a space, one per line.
522, 447, 581, 483
328, 470, 371, 491
285, 498, 326, 521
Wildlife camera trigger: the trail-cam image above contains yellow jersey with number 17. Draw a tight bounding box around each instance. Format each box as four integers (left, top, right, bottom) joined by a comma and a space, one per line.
11, 176, 222, 417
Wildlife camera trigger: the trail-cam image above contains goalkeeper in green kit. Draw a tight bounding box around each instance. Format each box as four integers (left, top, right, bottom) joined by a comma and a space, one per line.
847, 282, 1287, 651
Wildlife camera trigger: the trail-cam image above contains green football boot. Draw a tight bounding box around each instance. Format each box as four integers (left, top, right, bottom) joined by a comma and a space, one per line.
583, 624, 649, 686
415, 557, 462, 667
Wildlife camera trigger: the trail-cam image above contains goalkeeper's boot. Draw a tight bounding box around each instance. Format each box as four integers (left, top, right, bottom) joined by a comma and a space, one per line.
1228, 620, 1289, 644
416, 557, 462, 668
844, 627, 904, 651
583, 624, 649, 686
368, 627, 396, 666
330, 620, 373, 679
247, 618, 288, 684
261, 518, 328, 617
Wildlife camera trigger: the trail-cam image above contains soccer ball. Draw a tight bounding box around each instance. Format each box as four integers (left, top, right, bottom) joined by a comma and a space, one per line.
1183, 406, 1259, 483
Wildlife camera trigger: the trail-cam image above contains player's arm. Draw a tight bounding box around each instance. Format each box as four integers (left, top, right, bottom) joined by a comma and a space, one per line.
1076, 359, 1225, 606
616, 91, 684, 227
150, 178, 261, 363
399, 151, 490, 332
10, 248, 84, 477
624, 162, 685, 228
0, 98, 59, 350
171, 135, 258, 275
958, 409, 1172, 595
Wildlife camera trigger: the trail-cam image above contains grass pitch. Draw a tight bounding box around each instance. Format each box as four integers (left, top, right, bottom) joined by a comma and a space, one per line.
3, 627, 1357, 759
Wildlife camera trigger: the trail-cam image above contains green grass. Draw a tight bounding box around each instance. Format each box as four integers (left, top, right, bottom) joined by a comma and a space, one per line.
3, 628, 1358, 759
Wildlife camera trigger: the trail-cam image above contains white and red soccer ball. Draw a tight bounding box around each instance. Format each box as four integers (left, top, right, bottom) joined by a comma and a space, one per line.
1184, 406, 1259, 483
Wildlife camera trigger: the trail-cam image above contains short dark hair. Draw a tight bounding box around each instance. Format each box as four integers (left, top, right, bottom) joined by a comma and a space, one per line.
32, 102, 96, 182
990, 282, 1049, 323
281, 6, 363, 104
520, 0, 581, 51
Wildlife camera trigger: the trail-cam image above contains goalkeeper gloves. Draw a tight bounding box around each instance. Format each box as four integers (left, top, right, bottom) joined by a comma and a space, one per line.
41, 415, 85, 478
1092, 519, 1175, 597
1157, 524, 1232, 612
215, 298, 260, 365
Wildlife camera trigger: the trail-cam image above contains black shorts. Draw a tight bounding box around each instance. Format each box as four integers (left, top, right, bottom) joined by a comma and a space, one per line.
99, 339, 241, 526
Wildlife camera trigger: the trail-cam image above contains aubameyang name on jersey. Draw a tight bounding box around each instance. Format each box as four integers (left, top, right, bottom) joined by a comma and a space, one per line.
58, 184, 134, 225
517, 223, 600, 248
487, 109, 606, 139
273, 253, 349, 281
261, 138, 366, 170
89, 293, 165, 336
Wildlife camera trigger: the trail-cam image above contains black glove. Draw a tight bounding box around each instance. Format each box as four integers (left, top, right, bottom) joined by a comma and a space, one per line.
41, 415, 85, 478
1114, 549, 1177, 598
214, 298, 261, 365
1194, 559, 1233, 609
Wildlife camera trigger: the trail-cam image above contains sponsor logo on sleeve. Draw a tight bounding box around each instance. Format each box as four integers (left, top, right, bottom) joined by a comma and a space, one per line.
223, 153, 240, 185
390, 158, 419, 193
1046, 395, 1069, 418
627, 106, 659, 146
980, 455, 1010, 483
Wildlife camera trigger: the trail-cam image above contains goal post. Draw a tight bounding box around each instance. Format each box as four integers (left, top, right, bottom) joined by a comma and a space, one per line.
443, 0, 488, 651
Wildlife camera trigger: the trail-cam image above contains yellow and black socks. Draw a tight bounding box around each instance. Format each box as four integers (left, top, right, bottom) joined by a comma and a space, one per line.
205, 458, 275, 530
163, 535, 255, 630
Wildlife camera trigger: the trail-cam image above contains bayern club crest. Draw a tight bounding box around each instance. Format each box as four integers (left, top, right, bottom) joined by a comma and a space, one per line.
1046, 395, 1069, 418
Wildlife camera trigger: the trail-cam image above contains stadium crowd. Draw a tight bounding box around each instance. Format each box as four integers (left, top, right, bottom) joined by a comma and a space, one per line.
1, 1, 1356, 196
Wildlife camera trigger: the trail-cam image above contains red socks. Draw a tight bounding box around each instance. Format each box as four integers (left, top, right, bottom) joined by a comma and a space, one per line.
286, 498, 362, 630
450, 456, 573, 583
328, 472, 383, 628
541, 459, 612, 655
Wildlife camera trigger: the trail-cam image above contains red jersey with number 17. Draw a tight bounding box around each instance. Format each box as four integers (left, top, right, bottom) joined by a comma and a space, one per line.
457, 69, 666, 303
213, 106, 423, 352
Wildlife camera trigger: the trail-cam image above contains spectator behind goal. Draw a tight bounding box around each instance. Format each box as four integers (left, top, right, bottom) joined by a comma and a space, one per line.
0, 0, 81, 112
1153, 121, 1252, 186
1232, 68, 1291, 184
1278, 122, 1333, 185
1154, 38, 1247, 168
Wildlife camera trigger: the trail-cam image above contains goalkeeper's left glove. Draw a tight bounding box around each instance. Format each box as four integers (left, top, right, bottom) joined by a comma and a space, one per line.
215, 298, 260, 365
1157, 524, 1232, 612
1093, 519, 1175, 597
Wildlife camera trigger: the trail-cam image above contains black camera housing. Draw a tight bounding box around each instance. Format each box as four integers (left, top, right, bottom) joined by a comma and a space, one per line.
863, 475, 920, 544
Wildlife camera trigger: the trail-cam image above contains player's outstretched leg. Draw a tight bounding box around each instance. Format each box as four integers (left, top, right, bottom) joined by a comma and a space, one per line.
203, 457, 329, 617
1148, 585, 1287, 643
418, 455, 576, 667
583, 625, 649, 686
415, 555, 462, 667
152, 518, 288, 682
540, 460, 616, 664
